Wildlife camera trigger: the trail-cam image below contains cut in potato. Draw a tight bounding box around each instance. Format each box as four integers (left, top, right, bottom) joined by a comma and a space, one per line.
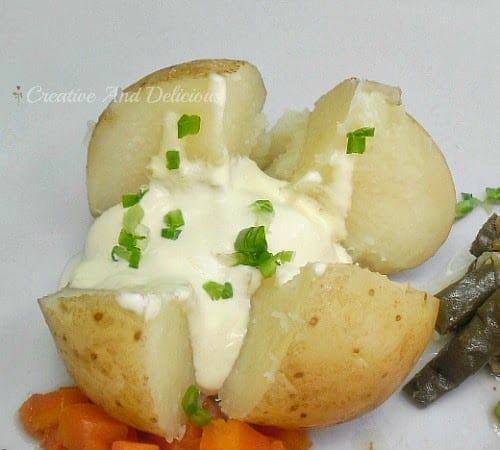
87, 59, 267, 216
39, 288, 194, 441
220, 263, 438, 428
268, 79, 456, 274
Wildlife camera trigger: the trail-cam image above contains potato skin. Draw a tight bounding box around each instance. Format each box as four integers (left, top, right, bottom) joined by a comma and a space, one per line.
220, 263, 438, 428
39, 288, 194, 441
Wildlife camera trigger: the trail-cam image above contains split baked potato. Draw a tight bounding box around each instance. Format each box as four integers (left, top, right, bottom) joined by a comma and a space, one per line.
40, 59, 453, 441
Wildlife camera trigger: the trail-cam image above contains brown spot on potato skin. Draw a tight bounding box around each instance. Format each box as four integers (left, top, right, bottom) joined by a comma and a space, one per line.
134, 330, 142, 341
115, 400, 123, 407
93, 312, 103, 321
308, 316, 319, 326
290, 404, 299, 412
150, 417, 158, 424
300, 413, 307, 418
368, 288, 375, 296
62, 334, 67, 342
353, 348, 360, 354
382, 372, 388, 379
90, 353, 98, 361
293, 372, 304, 378
396, 314, 402, 321
424, 293, 428, 303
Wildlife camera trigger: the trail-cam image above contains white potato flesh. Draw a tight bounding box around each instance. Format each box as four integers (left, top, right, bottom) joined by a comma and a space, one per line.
87, 59, 267, 216
39, 288, 194, 441
268, 79, 456, 274
220, 263, 439, 428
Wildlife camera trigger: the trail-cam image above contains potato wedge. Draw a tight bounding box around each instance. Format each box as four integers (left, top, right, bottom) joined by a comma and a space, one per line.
268, 79, 456, 274
88, 59, 267, 216
39, 288, 194, 441
220, 263, 438, 428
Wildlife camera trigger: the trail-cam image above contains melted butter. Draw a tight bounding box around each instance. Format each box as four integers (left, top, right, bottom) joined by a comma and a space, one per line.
66, 104, 353, 393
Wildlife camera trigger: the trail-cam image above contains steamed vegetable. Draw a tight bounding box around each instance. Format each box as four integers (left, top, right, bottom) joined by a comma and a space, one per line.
435, 259, 497, 334
19, 387, 311, 450
470, 213, 499, 256
403, 290, 500, 406
405, 214, 500, 407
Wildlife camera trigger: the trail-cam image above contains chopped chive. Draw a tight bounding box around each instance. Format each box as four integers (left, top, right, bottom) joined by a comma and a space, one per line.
166, 150, 180, 170
455, 193, 482, 220
111, 245, 129, 262
178, 114, 201, 138
181, 385, 211, 426
250, 199, 274, 215
111, 245, 141, 269
250, 199, 275, 228
203, 281, 233, 300
164, 209, 185, 228
228, 226, 293, 278
495, 401, 500, 420
161, 228, 182, 240
258, 256, 277, 278
123, 204, 144, 233
275, 250, 295, 264
161, 209, 184, 240
122, 187, 148, 208
485, 187, 500, 203
118, 229, 137, 249
346, 127, 375, 154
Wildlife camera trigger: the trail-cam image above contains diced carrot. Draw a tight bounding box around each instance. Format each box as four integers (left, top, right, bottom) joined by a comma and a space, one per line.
83, 441, 110, 450
200, 419, 274, 450
255, 426, 312, 450
112, 441, 160, 450
19, 387, 89, 436
136, 432, 171, 450
170, 424, 202, 450
40, 426, 65, 450
56, 402, 129, 450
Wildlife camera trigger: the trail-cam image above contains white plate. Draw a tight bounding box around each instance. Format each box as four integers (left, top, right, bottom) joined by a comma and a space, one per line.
1, 1, 499, 449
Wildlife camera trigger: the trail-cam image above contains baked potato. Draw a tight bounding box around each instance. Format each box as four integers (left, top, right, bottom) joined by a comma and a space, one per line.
267, 79, 456, 274
38, 59, 451, 441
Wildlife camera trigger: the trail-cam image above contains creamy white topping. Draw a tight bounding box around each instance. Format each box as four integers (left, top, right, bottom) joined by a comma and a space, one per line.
65, 109, 353, 393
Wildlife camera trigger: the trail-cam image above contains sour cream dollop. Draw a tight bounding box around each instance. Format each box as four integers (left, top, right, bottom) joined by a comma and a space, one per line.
63, 112, 353, 393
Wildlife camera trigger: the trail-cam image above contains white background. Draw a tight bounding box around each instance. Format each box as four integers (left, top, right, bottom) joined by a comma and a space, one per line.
1, 1, 499, 449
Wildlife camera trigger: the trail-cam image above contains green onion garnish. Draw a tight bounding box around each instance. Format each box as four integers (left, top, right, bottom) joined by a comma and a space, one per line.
250, 199, 275, 227
113, 195, 149, 268
229, 226, 293, 278
250, 199, 274, 215
203, 281, 233, 300
486, 187, 500, 203
166, 150, 180, 170
123, 204, 145, 234
455, 193, 482, 220
122, 187, 148, 208
346, 127, 375, 154
178, 114, 201, 139
111, 245, 141, 269
275, 250, 295, 264
181, 385, 212, 426
162, 209, 184, 240
495, 401, 500, 420
118, 229, 137, 249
